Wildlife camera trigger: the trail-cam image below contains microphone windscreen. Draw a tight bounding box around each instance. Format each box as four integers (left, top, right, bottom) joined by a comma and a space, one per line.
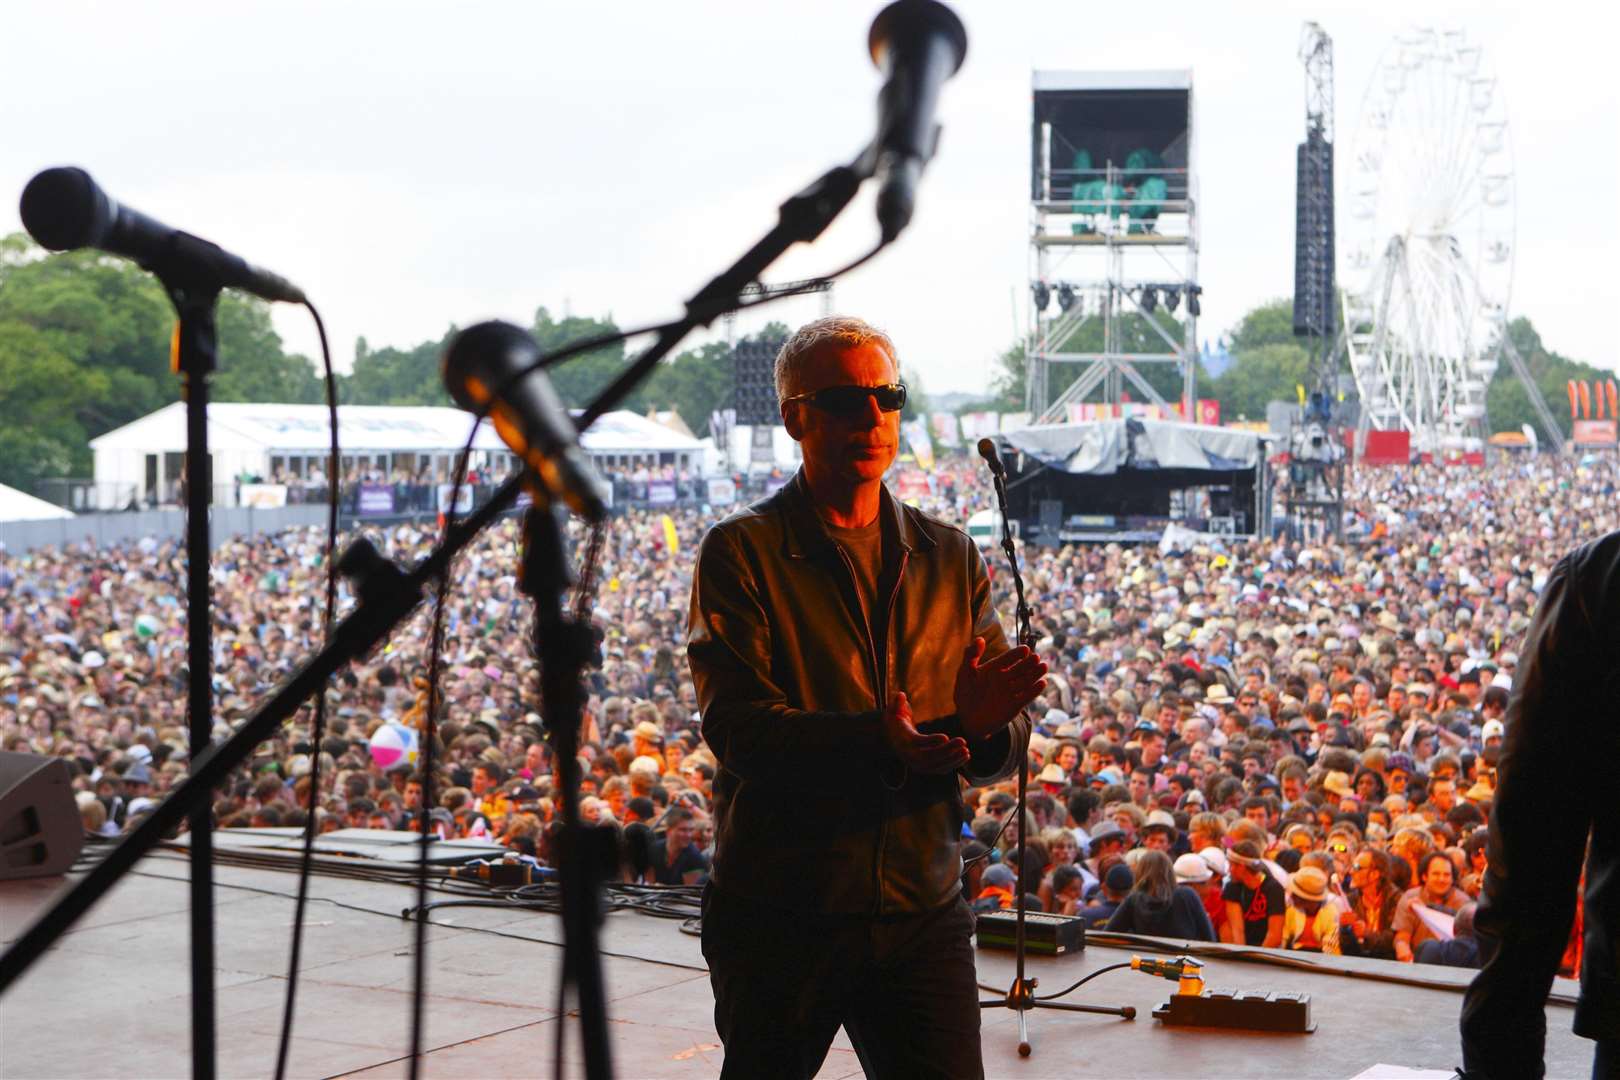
20, 167, 110, 252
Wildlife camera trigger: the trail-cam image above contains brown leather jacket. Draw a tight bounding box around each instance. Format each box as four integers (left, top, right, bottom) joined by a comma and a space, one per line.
687, 471, 1028, 916
1461, 528, 1620, 1076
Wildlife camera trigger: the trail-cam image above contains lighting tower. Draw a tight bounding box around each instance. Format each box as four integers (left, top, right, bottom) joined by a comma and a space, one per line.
1285, 22, 1345, 539
1025, 72, 1200, 423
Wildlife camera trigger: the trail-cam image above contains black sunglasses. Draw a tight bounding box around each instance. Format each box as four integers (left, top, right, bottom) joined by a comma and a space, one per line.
783, 382, 906, 416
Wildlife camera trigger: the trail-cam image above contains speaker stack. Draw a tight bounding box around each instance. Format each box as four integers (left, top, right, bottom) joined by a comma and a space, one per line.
0, 751, 84, 880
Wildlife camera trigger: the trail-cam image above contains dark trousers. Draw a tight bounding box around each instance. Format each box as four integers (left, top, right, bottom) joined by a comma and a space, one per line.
701, 884, 984, 1079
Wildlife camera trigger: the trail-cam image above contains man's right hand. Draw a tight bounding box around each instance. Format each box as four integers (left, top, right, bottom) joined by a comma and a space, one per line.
882, 692, 970, 774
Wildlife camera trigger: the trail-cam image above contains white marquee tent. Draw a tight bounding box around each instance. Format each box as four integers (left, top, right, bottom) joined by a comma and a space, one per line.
90, 403, 705, 507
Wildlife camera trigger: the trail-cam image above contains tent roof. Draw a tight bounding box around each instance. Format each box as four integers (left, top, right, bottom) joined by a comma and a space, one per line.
88, 403, 703, 456
0, 482, 74, 523
1000, 418, 1266, 476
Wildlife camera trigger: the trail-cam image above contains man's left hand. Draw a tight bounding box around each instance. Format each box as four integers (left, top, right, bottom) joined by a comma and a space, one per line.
954, 637, 1047, 741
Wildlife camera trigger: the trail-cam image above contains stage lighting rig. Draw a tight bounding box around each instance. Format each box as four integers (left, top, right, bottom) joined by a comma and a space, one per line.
1056, 283, 1076, 313
1164, 286, 1181, 313
1140, 286, 1158, 314
1032, 281, 1050, 314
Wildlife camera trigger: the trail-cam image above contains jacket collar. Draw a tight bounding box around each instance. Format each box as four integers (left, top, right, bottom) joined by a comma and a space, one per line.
772, 468, 936, 560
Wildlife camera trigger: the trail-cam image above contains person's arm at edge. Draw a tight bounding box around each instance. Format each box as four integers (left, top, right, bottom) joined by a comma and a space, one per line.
1461, 546, 1604, 1075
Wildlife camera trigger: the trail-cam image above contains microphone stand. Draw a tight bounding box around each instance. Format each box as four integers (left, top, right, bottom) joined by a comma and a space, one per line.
518, 506, 615, 1080
168, 277, 222, 1080
977, 451, 1135, 1057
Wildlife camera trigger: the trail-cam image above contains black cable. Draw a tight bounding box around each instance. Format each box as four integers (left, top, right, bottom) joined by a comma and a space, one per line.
963, 811, 1014, 866
407, 448, 463, 1080
273, 300, 341, 1080
1034, 960, 1133, 1001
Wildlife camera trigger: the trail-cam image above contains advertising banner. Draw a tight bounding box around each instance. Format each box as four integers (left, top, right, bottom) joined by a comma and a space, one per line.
437, 483, 474, 513
239, 483, 287, 509
707, 477, 737, 507
357, 484, 395, 516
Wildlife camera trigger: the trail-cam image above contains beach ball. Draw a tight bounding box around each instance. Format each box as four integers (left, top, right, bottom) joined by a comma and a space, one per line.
368, 722, 418, 772
134, 614, 162, 639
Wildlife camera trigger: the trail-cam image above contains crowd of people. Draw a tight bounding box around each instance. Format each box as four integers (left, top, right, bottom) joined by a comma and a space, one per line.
1, 447, 1613, 969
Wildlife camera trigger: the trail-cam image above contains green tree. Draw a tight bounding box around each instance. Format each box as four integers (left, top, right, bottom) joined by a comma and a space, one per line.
211, 296, 323, 404
0, 236, 174, 436
0, 235, 175, 489
533, 308, 630, 411
1486, 317, 1611, 437
342, 331, 455, 406
642, 340, 732, 434
1226, 297, 1300, 353
1203, 297, 1311, 422
0, 320, 99, 491
0, 234, 331, 492
1212, 342, 1311, 422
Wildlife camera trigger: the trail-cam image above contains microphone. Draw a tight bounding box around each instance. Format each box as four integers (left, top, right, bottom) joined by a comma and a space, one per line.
441, 321, 606, 522
19, 167, 306, 304
976, 437, 1004, 477
868, 0, 967, 242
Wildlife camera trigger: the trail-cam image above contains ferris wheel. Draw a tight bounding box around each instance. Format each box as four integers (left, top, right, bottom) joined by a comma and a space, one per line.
1342, 27, 1515, 453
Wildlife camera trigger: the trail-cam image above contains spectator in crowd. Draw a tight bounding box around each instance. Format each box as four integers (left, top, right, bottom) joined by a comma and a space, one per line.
1105, 849, 1216, 940
1078, 863, 1134, 929
1395, 851, 1472, 963
1223, 840, 1285, 947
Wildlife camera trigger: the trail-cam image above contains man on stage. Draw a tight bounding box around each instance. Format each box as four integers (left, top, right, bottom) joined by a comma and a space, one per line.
688, 316, 1045, 1079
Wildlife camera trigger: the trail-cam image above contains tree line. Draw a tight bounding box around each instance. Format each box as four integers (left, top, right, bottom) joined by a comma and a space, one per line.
0, 232, 1610, 496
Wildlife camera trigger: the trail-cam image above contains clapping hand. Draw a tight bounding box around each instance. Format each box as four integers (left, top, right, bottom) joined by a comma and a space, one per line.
954, 637, 1047, 741
882, 692, 971, 774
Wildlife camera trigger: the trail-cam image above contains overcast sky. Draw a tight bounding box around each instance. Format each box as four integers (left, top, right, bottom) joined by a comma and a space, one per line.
3, 0, 1615, 399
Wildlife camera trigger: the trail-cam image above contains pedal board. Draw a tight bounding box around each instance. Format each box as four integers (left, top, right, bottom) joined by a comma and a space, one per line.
1151, 988, 1315, 1033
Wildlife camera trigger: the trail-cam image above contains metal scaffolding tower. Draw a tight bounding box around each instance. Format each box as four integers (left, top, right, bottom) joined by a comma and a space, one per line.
1026, 71, 1200, 424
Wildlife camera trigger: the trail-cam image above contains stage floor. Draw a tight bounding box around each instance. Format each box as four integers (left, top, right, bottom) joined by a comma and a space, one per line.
0, 852, 1594, 1079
